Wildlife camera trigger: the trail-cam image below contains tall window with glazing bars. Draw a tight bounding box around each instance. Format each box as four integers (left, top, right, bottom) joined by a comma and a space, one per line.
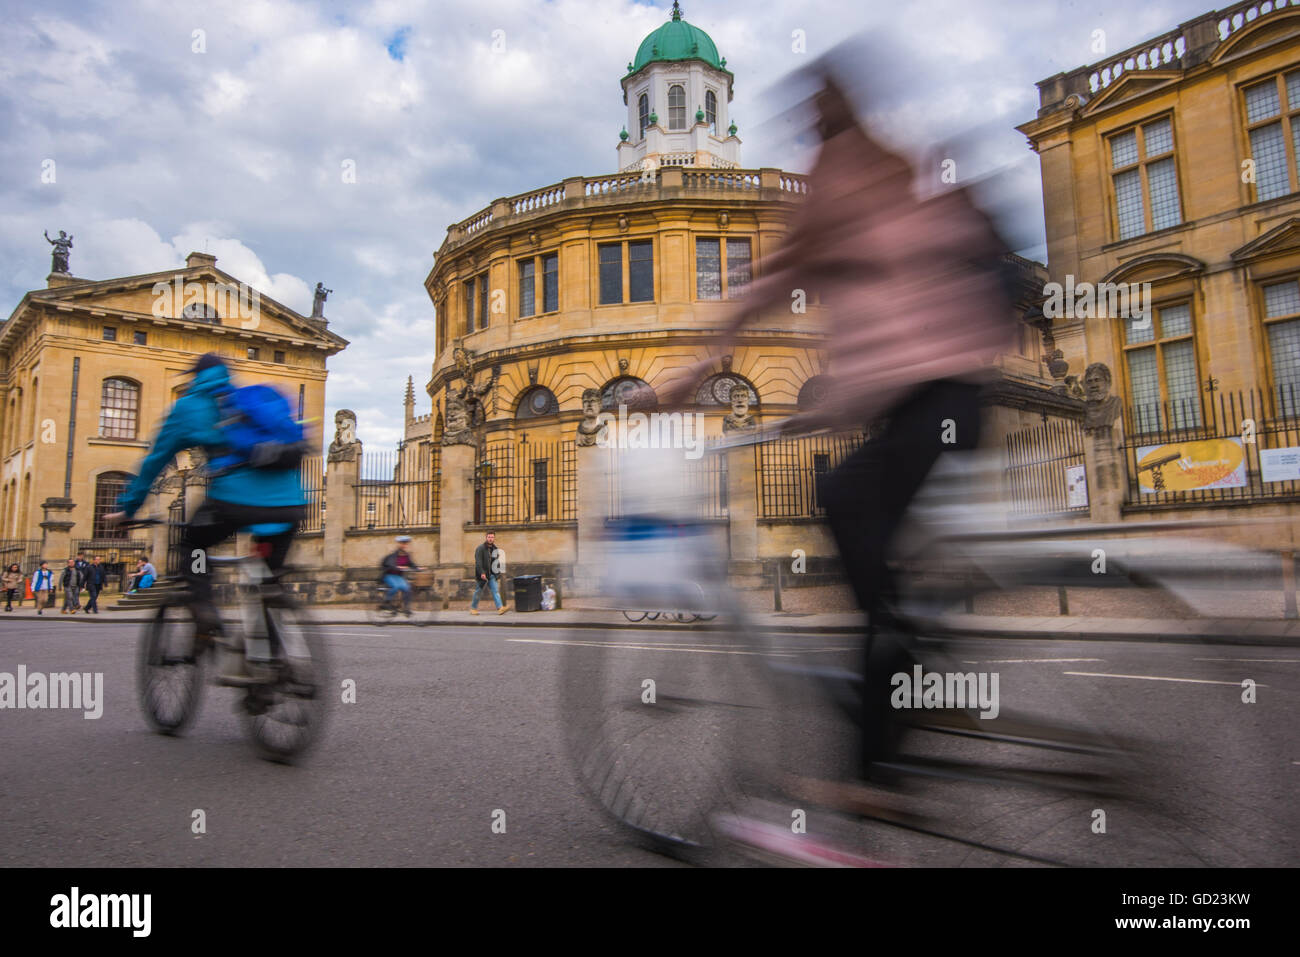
1109, 116, 1182, 241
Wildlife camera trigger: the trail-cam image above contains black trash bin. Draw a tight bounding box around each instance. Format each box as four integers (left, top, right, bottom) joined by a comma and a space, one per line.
513, 575, 543, 612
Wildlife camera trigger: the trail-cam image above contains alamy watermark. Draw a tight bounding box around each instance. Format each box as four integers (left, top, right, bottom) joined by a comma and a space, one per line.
0, 666, 103, 719
151, 277, 261, 326
1042, 277, 1152, 329
595, 404, 708, 460
890, 665, 1000, 719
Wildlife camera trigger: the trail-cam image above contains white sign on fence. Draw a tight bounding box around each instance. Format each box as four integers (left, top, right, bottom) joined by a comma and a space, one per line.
1261, 446, 1300, 484
1065, 464, 1088, 508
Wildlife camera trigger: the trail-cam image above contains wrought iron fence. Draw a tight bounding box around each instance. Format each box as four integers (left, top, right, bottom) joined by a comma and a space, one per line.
0, 539, 43, 577
74, 537, 150, 591
1005, 418, 1088, 515
756, 431, 866, 519
352, 445, 441, 531
1122, 386, 1300, 507
300, 455, 325, 533
605, 442, 729, 520
477, 439, 576, 525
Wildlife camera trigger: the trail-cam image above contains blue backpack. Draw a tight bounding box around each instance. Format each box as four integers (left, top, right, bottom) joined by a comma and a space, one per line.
208, 384, 309, 475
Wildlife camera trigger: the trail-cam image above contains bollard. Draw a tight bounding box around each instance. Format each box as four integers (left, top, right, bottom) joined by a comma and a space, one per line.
1283, 551, 1297, 620
773, 560, 783, 613
1057, 585, 1069, 616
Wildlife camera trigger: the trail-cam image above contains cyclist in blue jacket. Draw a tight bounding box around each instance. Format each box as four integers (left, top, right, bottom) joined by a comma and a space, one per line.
106, 354, 306, 640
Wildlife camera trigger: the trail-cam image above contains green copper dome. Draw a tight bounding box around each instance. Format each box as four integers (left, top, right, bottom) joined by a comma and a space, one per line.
630, 3, 724, 73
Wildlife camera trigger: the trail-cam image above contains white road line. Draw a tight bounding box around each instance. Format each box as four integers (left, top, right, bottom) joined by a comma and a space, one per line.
974, 658, 1105, 664
507, 637, 796, 656
1194, 657, 1300, 663
1064, 671, 1263, 686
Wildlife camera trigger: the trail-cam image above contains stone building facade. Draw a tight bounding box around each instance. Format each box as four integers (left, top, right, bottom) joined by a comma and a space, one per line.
0, 249, 346, 577
1018, 0, 1300, 545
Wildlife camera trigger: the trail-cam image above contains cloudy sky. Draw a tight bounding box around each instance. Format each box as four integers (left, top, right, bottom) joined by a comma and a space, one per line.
2, 0, 1222, 450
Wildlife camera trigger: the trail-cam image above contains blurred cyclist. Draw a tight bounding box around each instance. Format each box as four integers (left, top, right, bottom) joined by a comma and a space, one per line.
666, 72, 1017, 784
106, 353, 309, 658
379, 535, 420, 615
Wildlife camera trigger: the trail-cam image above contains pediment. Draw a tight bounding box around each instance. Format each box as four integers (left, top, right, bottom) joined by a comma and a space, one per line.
1083, 71, 1181, 115
1231, 217, 1300, 263
1211, 8, 1300, 64
25, 265, 344, 349
1102, 252, 1204, 284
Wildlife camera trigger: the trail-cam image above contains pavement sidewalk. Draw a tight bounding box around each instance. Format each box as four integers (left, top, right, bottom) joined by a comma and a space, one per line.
1, 602, 1297, 644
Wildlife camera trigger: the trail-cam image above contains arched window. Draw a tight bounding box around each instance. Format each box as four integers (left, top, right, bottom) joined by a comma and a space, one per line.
515, 386, 559, 419
695, 373, 758, 407
638, 93, 650, 137
798, 375, 834, 411
601, 376, 658, 412
93, 471, 133, 539
705, 90, 718, 134
99, 377, 140, 439
668, 85, 686, 130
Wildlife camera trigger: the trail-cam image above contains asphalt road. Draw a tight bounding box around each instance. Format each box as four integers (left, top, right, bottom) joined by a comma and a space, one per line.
1, 619, 1296, 867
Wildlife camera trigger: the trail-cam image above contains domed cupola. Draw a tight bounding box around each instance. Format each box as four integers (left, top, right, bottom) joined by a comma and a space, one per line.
617, 2, 740, 172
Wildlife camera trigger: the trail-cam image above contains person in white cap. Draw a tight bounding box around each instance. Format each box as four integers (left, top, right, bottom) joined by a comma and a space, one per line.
378, 535, 420, 616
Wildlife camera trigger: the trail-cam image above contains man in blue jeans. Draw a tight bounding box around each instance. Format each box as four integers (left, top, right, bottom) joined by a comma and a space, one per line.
470, 531, 506, 615
378, 536, 419, 615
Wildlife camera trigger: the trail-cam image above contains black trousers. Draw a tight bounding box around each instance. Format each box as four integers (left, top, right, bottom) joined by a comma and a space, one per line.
180, 498, 304, 623
85, 585, 101, 612
820, 379, 983, 773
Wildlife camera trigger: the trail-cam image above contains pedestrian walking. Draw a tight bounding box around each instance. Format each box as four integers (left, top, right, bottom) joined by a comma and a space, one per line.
72, 551, 90, 611
469, 530, 506, 615
59, 559, 84, 614
84, 556, 107, 614
32, 561, 54, 615
2, 564, 23, 611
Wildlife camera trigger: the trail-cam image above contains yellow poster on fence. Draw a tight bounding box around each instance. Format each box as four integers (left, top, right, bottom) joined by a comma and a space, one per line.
1135, 437, 1247, 493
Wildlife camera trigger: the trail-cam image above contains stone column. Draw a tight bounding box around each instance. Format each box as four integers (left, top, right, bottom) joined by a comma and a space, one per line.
324, 446, 360, 569
436, 441, 476, 598
39, 497, 76, 563
573, 443, 608, 595
1082, 363, 1126, 524
725, 446, 760, 574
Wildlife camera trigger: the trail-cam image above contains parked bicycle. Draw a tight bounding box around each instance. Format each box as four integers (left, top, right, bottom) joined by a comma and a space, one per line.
622, 582, 718, 623
129, 519, 329, 762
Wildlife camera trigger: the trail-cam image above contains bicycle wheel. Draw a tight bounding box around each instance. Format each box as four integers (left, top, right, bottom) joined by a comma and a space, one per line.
138, 601, 207, 736
622, 610, 649, 622
366, 591, 398, 626
560, 589, 779, 856
243, 599, 330, 763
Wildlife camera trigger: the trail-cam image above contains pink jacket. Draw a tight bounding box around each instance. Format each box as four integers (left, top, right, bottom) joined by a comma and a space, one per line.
726, 120, 1017, 427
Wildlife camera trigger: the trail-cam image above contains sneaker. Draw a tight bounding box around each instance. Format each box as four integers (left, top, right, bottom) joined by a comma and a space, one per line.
497, 606, 507, 615
470, 608, 479, 615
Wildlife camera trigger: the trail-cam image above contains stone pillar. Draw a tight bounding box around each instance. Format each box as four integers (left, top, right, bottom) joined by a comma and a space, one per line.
39, 497, 76, 563
1082, 363, 1126, 525
324, 445, 360, 570
725, 446, 759, 574
437, 441, 476, 597
1083, 425, 1125, 524
573, 444, 608, 595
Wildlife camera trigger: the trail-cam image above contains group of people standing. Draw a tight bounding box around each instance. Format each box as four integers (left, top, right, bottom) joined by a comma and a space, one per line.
0, 553, 156, 614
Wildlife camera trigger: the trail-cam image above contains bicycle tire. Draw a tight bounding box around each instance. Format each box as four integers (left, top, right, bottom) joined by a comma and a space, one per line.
559, 588, 778, 857
138, 600, 207, 736
243, 597, 330, 763
622, 610, 649, 622
366, 591, 398, 627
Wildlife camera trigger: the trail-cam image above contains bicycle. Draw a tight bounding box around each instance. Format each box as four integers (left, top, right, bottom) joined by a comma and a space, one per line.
622, 582, 718, 623
129, 519, 329, 763
367, 568, 440, 626
560, 426, 1258, 866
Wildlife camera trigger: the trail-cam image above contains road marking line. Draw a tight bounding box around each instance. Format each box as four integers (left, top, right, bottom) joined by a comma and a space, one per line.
1064, 671, 1262, 686
1194, 657, 1300, 663
975, 658, 1104, 664
507, 637, 796, 656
